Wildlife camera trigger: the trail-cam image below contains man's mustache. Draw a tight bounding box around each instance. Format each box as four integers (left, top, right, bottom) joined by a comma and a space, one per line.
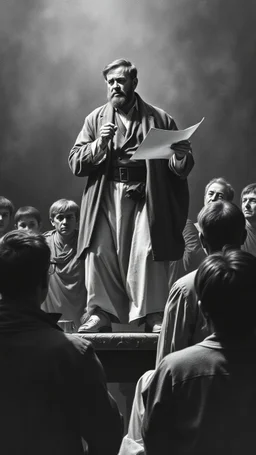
111, 90, 126, 97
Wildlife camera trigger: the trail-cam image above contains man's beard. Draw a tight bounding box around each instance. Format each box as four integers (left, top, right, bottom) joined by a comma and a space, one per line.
108, 87, 134, 110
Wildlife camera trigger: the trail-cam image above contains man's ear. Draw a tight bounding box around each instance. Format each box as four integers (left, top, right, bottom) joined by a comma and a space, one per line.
132, 77, 138, 90
50, 218, 55, 228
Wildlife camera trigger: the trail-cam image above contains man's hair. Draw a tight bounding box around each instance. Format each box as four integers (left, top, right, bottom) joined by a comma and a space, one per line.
197, 201, 245, 251
0, 230, 50, 298
0, 196, 14, 216
204, 177, 234, 202
195, 248, 256, 337
240, 183, 256, 203
102, 59, 138, 80
14, 206, 42, 225
49, 199, 80, 221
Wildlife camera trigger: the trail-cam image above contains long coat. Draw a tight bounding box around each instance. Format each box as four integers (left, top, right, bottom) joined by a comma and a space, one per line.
69, 94, 194, 261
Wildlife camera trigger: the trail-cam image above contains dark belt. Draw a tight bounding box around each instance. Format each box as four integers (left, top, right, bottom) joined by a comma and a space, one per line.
107, 166, 146, 183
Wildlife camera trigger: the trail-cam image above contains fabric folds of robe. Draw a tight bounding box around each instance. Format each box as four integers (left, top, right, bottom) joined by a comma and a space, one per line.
42, 230, 87, 329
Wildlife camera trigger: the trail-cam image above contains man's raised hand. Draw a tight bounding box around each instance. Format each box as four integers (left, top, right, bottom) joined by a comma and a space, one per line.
171, 140, 191, 159
99, 122, 117, 148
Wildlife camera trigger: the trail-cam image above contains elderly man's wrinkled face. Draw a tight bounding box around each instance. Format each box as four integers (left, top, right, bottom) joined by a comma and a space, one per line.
106, 66, 137, 110
204, 183, 227, 205
242, 192, 256, 224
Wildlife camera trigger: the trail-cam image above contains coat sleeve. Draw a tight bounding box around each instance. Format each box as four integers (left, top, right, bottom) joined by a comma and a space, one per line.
169, 150, 194, 179
68, 112, 107, 177
78, 341, 123, 455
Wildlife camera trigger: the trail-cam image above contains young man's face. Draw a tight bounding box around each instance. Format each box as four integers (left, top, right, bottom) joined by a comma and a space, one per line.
16, 216, 41, 234
51, 211, 77, 237
241, 192, 256, 224
204, 183, 228, 205
0, 208, 11, 237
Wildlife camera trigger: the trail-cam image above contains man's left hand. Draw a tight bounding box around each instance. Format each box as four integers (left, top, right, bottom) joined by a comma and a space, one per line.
171, 140, 191, 159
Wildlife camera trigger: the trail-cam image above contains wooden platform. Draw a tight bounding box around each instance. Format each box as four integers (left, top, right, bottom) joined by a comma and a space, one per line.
78, 332, 158, 383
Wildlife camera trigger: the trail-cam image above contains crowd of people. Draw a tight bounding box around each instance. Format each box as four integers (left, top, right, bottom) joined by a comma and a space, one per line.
1, 57, 256, 453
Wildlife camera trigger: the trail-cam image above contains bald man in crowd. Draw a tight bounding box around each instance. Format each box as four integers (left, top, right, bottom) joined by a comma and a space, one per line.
69, 58, 194, 333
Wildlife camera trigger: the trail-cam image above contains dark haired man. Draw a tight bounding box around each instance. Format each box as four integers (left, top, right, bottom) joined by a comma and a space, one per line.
0, 230, 122, 455
241, 182, 256, 256
69, 58, 194, 332
157, 199, 246, 362
142, 248, 256, 455
119, 200, 246, 455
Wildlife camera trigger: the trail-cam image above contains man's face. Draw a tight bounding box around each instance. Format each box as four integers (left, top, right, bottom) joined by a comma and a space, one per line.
16, 216, 41, 234
204, 183, 228, 205
51, 211, 77, 237
106, 66, 136, 110
241, 192, 256, 224
0, 208, 11, 237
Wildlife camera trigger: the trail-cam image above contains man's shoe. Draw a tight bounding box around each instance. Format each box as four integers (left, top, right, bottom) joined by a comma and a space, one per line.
78, 310, 112, 333
145, 312, 163, 333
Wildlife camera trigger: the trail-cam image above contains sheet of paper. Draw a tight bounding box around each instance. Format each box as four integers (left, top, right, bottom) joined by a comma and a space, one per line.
131, 117, 204, 160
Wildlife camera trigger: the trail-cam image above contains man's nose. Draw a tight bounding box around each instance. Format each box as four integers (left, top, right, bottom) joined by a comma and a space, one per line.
62, 218, 68, 224
0, 215, 3, 221
112, 80, 120, 90
212, 193, 218, 201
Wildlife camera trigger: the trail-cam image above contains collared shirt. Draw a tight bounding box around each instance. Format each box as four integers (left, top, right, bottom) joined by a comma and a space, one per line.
115, 98, 138, 131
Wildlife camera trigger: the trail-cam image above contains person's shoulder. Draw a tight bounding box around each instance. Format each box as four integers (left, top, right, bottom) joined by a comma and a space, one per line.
137, 94, 173, 120
43, 229, 55, 238
161, 343, 211, 383
184, 218, 198, 234
150, 103, 173, 119
85, 103, 108, 121
173, 269, 197, 295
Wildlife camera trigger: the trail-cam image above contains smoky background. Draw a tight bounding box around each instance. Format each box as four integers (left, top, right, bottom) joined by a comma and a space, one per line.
1, 0, 255, 229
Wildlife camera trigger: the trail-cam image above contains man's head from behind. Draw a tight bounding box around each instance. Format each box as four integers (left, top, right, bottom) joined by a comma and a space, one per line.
195, 248, 256, 338
0, 196, 14, 238
103, 58, 138, 110
241, 183, 256, 226
204, 178, 234, 206
197, 200, 246, 254
0, 230, 50, 304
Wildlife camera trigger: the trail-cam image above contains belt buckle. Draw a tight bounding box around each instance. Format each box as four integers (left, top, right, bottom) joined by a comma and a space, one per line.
119, 167, 129, 182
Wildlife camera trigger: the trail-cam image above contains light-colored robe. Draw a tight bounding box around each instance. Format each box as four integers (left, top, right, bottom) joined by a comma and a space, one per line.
42, 230, 87, 329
